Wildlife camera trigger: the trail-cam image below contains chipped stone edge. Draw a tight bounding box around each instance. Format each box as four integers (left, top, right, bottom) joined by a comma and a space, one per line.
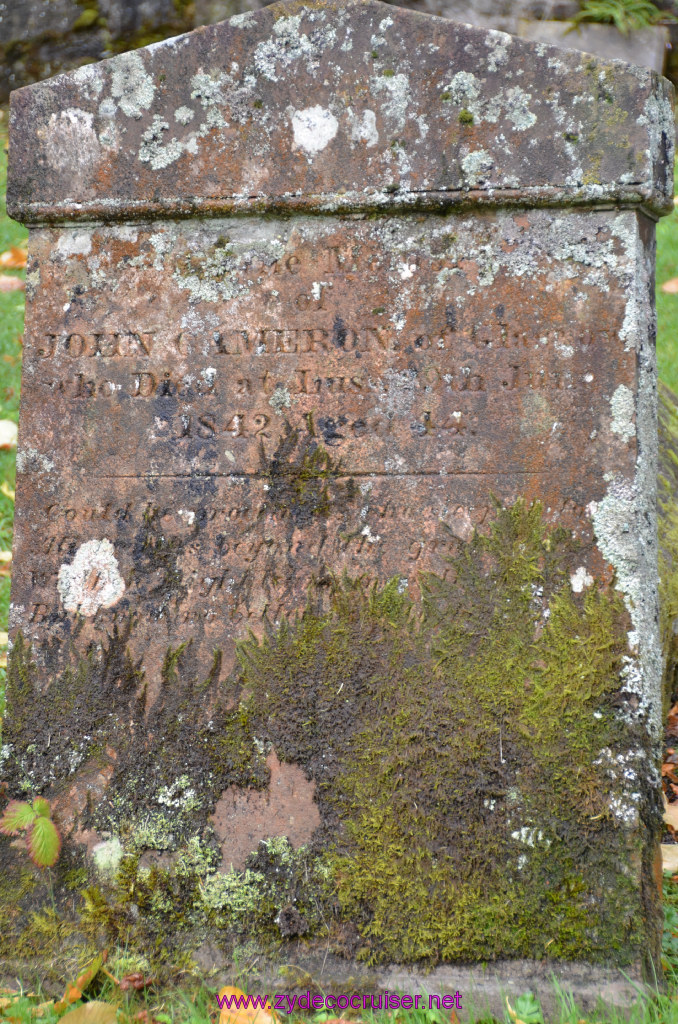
590, 214, 662, 748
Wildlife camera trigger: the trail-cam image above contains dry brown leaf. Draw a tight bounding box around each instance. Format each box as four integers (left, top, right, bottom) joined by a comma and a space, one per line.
663, 843, 678, 873
662, 277, 678, 293
74, 955, 106, 994
0, 247, 26, 269
663, 794, 678, 832
217, 988, 279, 1024
59, 1003, 118, 1024
0, 276, 24, 292
119, 974, 153, 993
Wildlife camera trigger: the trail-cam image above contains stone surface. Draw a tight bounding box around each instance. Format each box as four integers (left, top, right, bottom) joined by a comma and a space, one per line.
1, 0, 675, 991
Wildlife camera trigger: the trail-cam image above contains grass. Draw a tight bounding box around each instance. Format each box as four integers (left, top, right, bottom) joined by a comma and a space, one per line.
0, 109, 26, 655
2, 114, 678, 1023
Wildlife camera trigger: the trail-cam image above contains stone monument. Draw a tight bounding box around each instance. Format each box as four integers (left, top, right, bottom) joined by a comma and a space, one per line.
2, 0, 675, 1010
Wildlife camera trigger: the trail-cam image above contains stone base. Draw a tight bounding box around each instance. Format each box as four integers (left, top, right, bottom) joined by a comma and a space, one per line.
207, 952, 654, 1022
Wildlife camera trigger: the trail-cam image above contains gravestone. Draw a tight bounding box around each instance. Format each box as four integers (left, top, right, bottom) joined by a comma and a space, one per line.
2, 0, 675, 1009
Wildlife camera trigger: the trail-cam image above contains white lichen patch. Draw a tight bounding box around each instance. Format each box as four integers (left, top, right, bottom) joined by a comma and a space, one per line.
609, 384, 636, 443
349, 108, 379, 148
370, 72, 412, 133
253, 14, 336, 83
269, 385, 292, 414
461, 149, 494, 186
511, 826, 550, 848
570, 566, 593, 593
56, 230, 92, 258
291, 106, 338, 157
361, 524, 381, 544
92, 838, 124, 879
15, 447, 54, 475
229, 10, 256, 28
110, 51, 155, 119
57, 539, 125, 617
372, 367, 417, 418
39, 108, 100, 175
175, 106, 195, 125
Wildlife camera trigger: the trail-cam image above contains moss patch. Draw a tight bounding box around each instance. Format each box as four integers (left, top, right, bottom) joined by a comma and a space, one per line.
238, 500, 654, 967
1, 501, 657, 972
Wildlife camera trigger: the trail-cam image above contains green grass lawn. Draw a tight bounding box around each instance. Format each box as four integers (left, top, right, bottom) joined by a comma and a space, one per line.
0, 111, 27, 645
3, 120, 678, 1024
656, 197, 678, 392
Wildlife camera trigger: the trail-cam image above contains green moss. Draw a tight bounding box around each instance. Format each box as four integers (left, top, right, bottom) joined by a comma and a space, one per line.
458, 108, 474, 125
79, 836, 333, 967
73, 8, 99, 30
237, 501, 652, 967
382, 69, 395, 77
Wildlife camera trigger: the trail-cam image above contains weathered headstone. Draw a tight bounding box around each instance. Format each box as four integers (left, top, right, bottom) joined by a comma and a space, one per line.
2, 0, 675, 1009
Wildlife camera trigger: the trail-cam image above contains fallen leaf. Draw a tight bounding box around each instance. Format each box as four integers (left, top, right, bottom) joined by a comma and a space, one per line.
0, 633, 7, 645
74, 954, 106, 994
1, 482, 15, 502
663, 844, 678, 873
663, 795, 678, 833
120, 974, 153, 993
0, 421, 17, 449
0, 552, 11, 563
32, 1002, 55, 1018
0, 276, 24, 292
59, 1003, 118, 1024
217, 987, 279, 1024
0, 247, 26, 269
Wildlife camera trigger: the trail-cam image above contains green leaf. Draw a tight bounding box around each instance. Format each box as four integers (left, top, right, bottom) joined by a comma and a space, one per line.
26, 815, 61, 867
32, 796, 51, 818
512, 992, 544, 1024
0, 799, 37, 835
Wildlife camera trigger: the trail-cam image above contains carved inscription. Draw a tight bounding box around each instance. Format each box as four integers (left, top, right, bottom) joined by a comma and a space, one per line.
13, 210, 635, 675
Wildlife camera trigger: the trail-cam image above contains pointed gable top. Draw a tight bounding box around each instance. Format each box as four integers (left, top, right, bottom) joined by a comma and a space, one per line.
7, 0, 674, 222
